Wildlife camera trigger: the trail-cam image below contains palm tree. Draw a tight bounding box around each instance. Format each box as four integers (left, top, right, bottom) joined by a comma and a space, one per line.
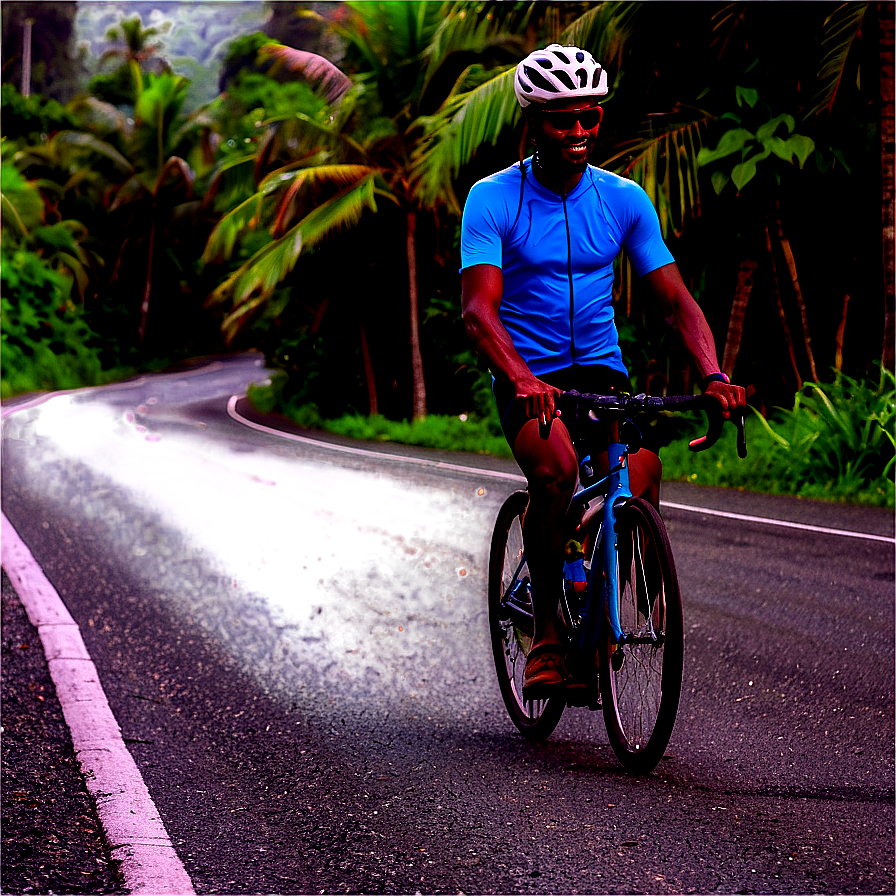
106, 70, 200, 346
205, 1, 885, 414
100, 13, 170, 73
203, 1, 537, 419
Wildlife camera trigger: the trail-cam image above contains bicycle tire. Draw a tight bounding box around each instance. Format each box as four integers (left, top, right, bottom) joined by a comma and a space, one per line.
599, 497, 683, 773
488, 490, 565, 741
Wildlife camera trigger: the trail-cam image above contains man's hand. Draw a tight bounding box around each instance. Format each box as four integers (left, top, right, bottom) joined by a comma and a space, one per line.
514, 374, 562, 425
704, 379, 746, 419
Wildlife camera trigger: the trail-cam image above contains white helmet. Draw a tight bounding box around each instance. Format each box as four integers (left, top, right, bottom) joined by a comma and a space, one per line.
514, 44, 608, 109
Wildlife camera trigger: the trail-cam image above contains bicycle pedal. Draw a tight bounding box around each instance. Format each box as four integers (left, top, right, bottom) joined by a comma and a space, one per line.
564, 681, 598, 708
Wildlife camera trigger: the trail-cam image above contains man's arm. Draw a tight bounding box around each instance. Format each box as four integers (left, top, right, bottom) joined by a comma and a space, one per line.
461, 264, 560, 423
643, 262, 746, 416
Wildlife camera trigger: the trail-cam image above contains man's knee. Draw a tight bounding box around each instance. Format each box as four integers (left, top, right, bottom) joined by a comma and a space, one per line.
527, 458, 577, 501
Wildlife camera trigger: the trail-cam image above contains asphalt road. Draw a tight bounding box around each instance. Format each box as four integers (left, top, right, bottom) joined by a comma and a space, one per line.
2, 356, 893, 895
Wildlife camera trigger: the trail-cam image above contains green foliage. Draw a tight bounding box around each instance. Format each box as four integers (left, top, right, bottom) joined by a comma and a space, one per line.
88, 65, 139, 107
662, 368, 895, 507
0, 246, 105, 398
0, 157, 44, 237
324, 412, 511, 457
131, 70, 191, 171
0, 84, 77, 144
698, 88, 816, 193
247, 377, 511, 457
752, 368, 895, 500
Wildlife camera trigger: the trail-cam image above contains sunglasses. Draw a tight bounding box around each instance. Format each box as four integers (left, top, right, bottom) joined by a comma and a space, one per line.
542, 107, 603, 131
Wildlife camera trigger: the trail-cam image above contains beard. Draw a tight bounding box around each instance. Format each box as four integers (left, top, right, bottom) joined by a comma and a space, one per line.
535, 136, 595, 174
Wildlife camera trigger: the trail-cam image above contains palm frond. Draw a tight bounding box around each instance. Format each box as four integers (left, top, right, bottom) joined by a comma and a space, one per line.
410, 64, 518, 211
260, 44, 352, 105
560, 1, 641, 83
1, 192, 31, 239
209, 175, 379, 340
345, 0, 442, 68
53, 131, 134, 173
263, 163, 376, 236
803, 2, 869, 118
203, 192, 266, 264
601, 110, 712, 239
203, 153, 258, 212
422, 1, 532, 90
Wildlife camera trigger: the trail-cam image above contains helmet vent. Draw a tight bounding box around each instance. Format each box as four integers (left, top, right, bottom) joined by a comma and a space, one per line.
552, 49, 571, 64
524, 65, 557, 93
554, 70, 576, 90
576, 68, 588, 87
575, 51, 586, 63
591, 66, 603, 88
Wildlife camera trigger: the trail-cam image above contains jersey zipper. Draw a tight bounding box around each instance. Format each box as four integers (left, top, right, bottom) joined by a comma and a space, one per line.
561, 192, 576, 365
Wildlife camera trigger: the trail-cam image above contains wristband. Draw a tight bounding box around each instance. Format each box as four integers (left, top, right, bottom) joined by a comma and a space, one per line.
701, 372, 730, 390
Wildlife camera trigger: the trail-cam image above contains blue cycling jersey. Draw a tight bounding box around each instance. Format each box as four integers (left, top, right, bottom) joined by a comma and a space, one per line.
460, 158, 674, 377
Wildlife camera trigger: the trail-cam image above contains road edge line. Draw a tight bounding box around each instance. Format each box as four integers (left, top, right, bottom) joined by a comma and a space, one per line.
1, 513, 195, 896
228, 394, 893, 545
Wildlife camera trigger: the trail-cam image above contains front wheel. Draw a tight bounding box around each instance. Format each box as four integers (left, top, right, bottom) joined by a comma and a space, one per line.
488, 491, 565, 741
600, 498, 683, 773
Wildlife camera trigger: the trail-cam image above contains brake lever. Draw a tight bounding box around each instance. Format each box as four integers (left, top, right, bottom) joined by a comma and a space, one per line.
688, 404, 722, 453
688, 405, 748, 457
735, 410, 748, 458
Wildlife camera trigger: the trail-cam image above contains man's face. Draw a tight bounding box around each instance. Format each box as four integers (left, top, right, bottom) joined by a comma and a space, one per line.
531, 98, 603, 171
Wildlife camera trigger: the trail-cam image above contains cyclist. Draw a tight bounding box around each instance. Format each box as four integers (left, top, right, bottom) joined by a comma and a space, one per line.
461, 44, 746, 700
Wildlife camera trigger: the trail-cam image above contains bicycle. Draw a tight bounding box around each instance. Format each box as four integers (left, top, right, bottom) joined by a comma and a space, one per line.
488, 390, 747, 774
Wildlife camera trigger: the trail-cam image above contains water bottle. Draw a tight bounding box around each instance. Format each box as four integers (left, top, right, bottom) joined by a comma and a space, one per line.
563, 539, 588, 600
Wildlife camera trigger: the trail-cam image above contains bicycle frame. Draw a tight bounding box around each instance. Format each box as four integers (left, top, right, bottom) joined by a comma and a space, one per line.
567, 437, 631, 659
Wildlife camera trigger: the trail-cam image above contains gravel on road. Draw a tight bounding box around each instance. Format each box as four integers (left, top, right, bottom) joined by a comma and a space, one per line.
1, 571, 124, 895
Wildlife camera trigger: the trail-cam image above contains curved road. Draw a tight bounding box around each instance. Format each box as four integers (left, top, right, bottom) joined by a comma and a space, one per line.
2, 356, 893, 894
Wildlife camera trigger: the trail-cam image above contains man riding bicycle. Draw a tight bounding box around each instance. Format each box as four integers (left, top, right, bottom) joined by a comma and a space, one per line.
460, 44, 746, 701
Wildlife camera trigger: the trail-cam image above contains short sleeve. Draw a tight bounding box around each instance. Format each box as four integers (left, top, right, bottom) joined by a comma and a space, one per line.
460, 180, 505, 270
622, 184, 675, 277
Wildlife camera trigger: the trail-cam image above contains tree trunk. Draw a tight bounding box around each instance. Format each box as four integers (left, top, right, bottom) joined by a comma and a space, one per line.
774, 204, 818, 382
360, 321, 378, 416
765, 223, 803, 391
721, 257, 757, 378
138, 212, 156, 344
406, 208, 427, 420
880, 1, 895, 370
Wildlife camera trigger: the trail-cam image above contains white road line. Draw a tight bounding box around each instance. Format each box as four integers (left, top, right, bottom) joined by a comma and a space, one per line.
1, 514, 195, 896
226, 395, 526, 482
229, 395, 894, 546
661, 501, 895, 544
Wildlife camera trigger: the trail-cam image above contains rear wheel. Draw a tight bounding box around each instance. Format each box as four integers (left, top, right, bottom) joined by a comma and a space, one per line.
600, 498, 683, 772
488, 491, 565, 741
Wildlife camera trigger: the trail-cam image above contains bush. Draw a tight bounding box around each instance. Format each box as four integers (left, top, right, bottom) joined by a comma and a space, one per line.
0, 247, 106, 398
246, 376, 511, 457
661, 367, 895, 507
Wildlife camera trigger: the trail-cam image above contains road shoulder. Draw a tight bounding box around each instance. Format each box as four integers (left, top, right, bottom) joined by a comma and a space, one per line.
1, 571, 124, 894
